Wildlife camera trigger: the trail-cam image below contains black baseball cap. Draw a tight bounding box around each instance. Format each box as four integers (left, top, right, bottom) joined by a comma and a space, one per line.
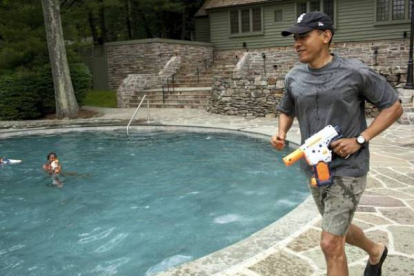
281, 11, 334, 37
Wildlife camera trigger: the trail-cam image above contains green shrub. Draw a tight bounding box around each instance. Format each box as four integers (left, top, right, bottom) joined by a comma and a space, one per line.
0, 73, 42, 120
69, 63, 92, 106
36, 63, 92, 112
0, 63, 92, 120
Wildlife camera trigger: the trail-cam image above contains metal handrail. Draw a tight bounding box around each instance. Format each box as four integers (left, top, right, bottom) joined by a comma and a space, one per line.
126, 95, 150, 136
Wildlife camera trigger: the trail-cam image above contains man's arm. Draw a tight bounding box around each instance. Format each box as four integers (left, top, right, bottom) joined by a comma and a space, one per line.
361, 100, 403, 142
271, 113, 295, 150
331, 100, 403, 157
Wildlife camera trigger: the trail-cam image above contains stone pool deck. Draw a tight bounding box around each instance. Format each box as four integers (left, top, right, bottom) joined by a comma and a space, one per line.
1, 107, 413, 276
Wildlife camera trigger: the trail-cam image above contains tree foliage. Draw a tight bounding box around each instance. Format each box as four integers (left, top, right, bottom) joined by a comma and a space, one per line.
59, 0, 204, 45
0, 0, 204, 72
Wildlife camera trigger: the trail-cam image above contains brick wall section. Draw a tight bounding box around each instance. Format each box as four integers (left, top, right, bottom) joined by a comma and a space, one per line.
106, 43, 156, 89
105, 39, 214, 90
209, 39, 409, 118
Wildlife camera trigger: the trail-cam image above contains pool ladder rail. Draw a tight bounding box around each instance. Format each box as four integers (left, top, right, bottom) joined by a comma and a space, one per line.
127, 95, 150, 136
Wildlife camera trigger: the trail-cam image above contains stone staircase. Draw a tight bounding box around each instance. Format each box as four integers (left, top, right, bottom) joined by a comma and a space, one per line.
126, 59, 245, 109
129, 87, 211, 109
129, 64, 213, 109
396, 85, 414, 124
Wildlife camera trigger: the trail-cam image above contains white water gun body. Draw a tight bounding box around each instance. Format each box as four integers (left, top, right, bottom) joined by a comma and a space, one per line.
51, 159, 59, 173
283, 125, 341, 187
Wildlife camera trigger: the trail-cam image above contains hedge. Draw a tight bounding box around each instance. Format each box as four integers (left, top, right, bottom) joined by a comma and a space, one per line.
0, 63, 92, 120
0, 73, 42, 120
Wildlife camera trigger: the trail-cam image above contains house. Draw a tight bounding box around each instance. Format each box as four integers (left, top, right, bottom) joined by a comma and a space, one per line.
195, 0, 411, 50
107, 0, 412, 123
193, 0, 412, 122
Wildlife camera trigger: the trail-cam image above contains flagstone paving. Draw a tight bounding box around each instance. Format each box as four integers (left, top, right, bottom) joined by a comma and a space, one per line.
1, 107, 413, 276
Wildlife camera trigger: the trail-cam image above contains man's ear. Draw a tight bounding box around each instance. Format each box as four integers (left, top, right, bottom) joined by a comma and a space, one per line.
323, 30, 333, 44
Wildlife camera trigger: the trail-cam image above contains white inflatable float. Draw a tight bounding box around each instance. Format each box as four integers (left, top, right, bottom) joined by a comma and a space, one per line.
1, 159, 22, 164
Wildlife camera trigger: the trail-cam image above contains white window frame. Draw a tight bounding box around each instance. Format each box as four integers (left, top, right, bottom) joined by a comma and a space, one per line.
228, 7, 264, 37
294, 0, 337, 27
374, 0, 411, 25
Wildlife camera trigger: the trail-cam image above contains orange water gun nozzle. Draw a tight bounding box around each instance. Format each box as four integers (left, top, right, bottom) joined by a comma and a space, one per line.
283, 149, 304, 166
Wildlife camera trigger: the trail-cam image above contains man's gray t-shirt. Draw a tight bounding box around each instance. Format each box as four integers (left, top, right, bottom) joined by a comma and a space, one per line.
277, 55, 399, 177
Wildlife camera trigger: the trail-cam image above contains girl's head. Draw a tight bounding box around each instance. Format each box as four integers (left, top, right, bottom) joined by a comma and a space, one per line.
47, 152, 57, 161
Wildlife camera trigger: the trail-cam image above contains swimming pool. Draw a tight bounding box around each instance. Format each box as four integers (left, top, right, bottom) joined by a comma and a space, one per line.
0, 129, 308, 275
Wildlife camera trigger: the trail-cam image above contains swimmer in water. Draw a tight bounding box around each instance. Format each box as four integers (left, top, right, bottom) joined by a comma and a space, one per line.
43, 152, 63, 187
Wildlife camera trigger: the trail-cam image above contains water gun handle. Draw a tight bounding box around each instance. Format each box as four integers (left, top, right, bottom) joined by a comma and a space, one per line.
283, 148, 304, 166
310, 162, 333, 187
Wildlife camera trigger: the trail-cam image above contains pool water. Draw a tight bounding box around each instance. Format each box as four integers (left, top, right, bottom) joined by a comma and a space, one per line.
0, 131, 308, 276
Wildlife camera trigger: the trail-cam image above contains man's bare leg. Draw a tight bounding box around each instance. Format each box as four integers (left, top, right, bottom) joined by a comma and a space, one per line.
345, 223, 385, 265
321, 231, 348, 276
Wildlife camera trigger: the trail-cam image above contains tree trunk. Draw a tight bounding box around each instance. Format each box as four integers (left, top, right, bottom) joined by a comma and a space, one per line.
181, 6, 186, 40
141, 14, 153, 38
99, 0, 107, 44
88, 10, 99, 45
160, 12, 167, 38
41, 0, 79, 119
125, 0, 132, 39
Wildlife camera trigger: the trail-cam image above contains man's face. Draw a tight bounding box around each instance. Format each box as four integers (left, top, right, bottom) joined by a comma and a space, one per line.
293, 29, 327, 64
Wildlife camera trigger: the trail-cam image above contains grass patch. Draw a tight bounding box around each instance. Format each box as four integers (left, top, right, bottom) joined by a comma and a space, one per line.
82, 90, 117, 108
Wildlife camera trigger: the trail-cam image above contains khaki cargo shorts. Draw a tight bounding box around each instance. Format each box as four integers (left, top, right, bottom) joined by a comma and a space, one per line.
309, 175, 367, 236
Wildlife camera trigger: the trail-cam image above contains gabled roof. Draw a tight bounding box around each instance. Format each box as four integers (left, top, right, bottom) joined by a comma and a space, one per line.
195, 0, 277, 17
195, 0, 216, 17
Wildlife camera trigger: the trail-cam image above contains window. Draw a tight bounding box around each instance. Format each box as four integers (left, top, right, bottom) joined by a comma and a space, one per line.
274, 10, 283, 22
252, 8, 262, 31
310, 0, 320, 11
393, 0, 405, 19
241, 9, 250, 32
297, 2, 307, 17
376, 0, 411, 22
377, 0, 389, 21
296, 0, 335, 23
323, 0, 335, 21
229, 7, 263, 35
230, 11, 239, 34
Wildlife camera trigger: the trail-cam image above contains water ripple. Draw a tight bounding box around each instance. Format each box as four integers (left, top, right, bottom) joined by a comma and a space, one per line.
214, 214, 241, 224
78, 227, 115, 244
91, 257, 130, 276
94, 233, 129, 253
145, 255, 193, 276
9, 244, 26, 252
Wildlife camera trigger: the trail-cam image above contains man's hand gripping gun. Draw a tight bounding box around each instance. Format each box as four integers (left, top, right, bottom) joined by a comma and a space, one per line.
282, 125, 341, 187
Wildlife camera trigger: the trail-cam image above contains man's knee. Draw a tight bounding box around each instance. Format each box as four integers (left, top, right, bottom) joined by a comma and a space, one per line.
321, 232, 346, 257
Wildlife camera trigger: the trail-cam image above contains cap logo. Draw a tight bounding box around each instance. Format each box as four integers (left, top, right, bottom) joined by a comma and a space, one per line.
297, 13, 305, 23
318, 22, 324, 26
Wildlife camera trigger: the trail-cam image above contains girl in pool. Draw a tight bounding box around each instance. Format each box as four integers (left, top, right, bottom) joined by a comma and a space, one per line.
43, 152, 63, 187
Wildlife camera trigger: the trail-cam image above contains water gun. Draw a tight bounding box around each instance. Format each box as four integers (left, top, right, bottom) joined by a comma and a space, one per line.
283, 125, 341, 187
51, 159, 60, 173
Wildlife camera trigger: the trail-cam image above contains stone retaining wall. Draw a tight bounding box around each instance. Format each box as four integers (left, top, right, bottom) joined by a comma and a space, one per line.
105, 38, 214, 90
209, 39, 409, 118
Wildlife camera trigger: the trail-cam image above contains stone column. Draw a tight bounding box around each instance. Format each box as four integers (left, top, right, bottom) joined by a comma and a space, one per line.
396, 84, 414, 124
